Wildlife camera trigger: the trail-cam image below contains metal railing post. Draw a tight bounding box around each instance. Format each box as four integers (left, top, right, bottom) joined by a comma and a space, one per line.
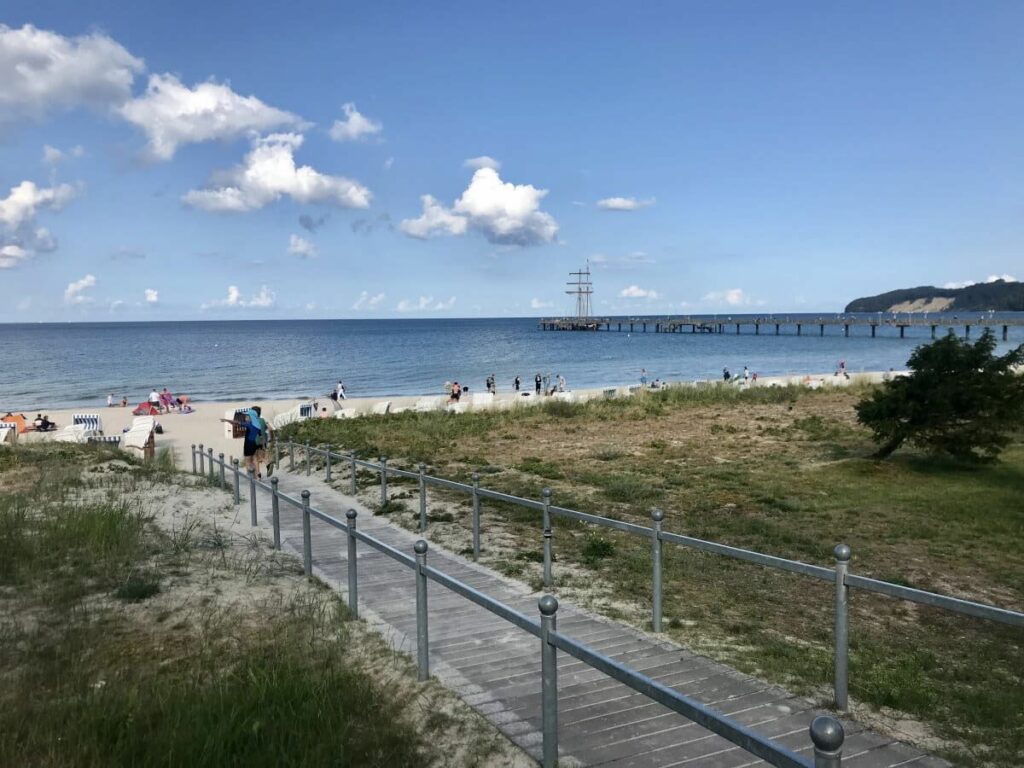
207, 448, 215, 482
289, 440, 295, 471
305, 441, 311, 476
651, 508, 664, 632
380, 457, 388, 506
542, 488, 553, 588
346, 510, 359, 618
539, 595, 559, 768
198, 443, 205, 475
325, 445, 332, 482
301, 490, 312, 578
810, 715, 845, 768
834, 544, 851, 711
350, 452, 357, 495
232, 458, 240, 504
274, 439, 280, 471
191, 444, 197, 474
248, 468, 257, 526
271, 477, 281, 549
415, 540, 430, 681
418, 463, 427, 531
471, 472, 481, 561
218, 453, 226, 489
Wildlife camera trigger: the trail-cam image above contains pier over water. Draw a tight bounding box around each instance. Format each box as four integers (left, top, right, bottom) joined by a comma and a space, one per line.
539, 314, 1024, 341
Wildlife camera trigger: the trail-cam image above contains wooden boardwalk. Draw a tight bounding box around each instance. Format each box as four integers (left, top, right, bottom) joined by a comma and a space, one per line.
250, 467, 947, 767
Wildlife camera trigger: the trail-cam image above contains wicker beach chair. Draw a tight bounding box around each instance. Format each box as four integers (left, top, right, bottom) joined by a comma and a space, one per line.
415, 397, 442, 412
72, 413, 103, 434
372, 401, 391, 416
0, 422, 17, 444
124, 416, 156, 460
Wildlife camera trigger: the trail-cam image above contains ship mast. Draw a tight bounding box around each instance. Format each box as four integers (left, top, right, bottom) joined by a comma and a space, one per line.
566, 262, 593, 322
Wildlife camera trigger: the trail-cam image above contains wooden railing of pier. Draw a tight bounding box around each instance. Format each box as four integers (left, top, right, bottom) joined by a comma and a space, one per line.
539, 315, 1024, 341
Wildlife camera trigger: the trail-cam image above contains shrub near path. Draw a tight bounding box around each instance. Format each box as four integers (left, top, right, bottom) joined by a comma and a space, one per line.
0, 445, 529, 768
288, 384, 1024, 767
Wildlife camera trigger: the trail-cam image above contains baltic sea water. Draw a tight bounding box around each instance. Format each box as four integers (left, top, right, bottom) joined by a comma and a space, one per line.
1, 314, 1021, 410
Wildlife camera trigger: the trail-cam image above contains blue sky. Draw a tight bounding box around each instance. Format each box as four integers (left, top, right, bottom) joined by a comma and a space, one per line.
1, 2, 1021, 321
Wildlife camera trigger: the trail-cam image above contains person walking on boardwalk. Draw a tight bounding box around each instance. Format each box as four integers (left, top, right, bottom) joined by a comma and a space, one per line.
534, 372, 542, 395
220, 406, 272, 479
514, 375, 521, 392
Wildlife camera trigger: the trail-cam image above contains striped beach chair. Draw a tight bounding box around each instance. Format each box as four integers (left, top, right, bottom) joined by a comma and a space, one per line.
298, 403, 315, 420
88, 435, 121, 446
0, 421, 17, 445
72, 413, 104, 434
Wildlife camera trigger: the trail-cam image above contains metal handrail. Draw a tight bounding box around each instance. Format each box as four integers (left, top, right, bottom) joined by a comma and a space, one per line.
190, 443, 844, 768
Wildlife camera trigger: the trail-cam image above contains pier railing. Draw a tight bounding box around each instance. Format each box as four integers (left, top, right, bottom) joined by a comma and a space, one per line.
192, 443, 847, 768
252, 439, 1022, 715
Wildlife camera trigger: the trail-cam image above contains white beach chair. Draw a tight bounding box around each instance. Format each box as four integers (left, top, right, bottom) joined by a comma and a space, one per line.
372, 401, 392, 416
471, 392, 495, 410
553, 391, 576, 403
415, 396, 443, 412
446, 402, 468, 414
124, 416, 156, 460
298, 403, 315, 420
72, 413, 104, 434
0, 422, 17, 445
334, 408, 359, 419
52, 424, 90, 444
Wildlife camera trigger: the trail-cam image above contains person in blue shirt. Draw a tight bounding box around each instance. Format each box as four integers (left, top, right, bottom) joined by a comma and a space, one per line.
220, 406, 273, 479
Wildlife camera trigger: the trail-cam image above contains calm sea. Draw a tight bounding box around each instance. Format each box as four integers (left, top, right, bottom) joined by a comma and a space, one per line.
1, 314, 1021, 410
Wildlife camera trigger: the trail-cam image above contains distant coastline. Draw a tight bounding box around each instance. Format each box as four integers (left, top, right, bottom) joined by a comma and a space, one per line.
846, 279, 1024, 313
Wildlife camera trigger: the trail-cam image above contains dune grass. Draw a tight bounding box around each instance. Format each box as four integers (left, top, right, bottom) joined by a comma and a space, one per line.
0, 444, 512, 768
284, 384, 1024, 766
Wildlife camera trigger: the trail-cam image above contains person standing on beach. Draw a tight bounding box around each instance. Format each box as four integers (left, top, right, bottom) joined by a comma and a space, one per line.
534, 373, 542, 395
640, 368, 648, 386
557, 374, 566, 392
107, 393, 114, 407
514, 375, 521, 392
148, 388, 161, 413
336, 381, 346, 400
743, 366, 749, 382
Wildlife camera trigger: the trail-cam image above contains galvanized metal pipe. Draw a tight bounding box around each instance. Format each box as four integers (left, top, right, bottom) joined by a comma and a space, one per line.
218, 453, 226, 489
301, 490, 312, 578
248, 468, 257, 526
539, 595, 559, 768
274, 439, 280, 471
810, 715, 844, 767
198, 443, 204, 475
305, 441, 311, 476
471, 472, 481, 561
346, 509, 359, 619
542, 488, 553, 588
415, 539, 430, 681
651, 508, 664, 632
833, 544, 850, 711
232, 458, 240, 504
419, 463, 427, 531
325, 445, 332, 482
289, 441, 295, 471
271, 477, 281, 549
191, 444, 197, 474
350, 452, 357, 495
380, 457, 388, 506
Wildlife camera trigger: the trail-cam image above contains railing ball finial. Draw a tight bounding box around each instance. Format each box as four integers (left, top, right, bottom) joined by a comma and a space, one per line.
301, 489, 310, 500
810, 714, 844, 753
834, 543, 851, 562
651, 507, 665, 522
472, 472, 480, 482
346, 508, 358, 520
542, 487, 552, 499
414, 539, 428, 555
419, 462, 426, 471
538, 594, 559, 616
271, 476, 278, 486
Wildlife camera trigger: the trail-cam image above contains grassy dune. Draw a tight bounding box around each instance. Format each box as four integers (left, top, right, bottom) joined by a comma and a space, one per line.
286, 384, 1024, 766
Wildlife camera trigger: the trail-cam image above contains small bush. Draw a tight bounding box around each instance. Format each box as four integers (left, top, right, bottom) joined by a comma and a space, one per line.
514, 456, 565, 479
114, 576, 161, 602
581, 536, 615, 564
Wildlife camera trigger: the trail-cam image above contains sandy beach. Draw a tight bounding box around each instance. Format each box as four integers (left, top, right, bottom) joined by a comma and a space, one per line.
6, 370, 899, 467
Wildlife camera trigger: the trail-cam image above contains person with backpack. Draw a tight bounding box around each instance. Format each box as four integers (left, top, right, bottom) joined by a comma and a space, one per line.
221, 405, 273, 479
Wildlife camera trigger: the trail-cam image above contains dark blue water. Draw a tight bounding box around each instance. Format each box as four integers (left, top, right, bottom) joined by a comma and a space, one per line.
1, 315, 1021, 410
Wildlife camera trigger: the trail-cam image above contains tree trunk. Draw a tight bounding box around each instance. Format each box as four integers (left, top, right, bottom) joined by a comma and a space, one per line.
872, 436, 903, 459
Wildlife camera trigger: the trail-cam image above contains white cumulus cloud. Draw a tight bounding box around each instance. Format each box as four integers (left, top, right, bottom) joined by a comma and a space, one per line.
402, 167, 557, 246
329, 102, 381, 142
530, 298, 554, 309
942, 274, 1018, 289
144, 288, 159, 303
64, 274, 96, 304
620, 285, 659, 300
352, 291, 385, 310
0, 24, 144, 121
288, 233, 316, 258
202, 284, 275, 309
396, 296, 456, 312
400, 194, 469, 239
119, 73, 302, 160
463, 155, 501, 171
0, 180, 78, 268
183, 133, 371, 212
596, 196, 655, 211
703, 288, 748, 306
